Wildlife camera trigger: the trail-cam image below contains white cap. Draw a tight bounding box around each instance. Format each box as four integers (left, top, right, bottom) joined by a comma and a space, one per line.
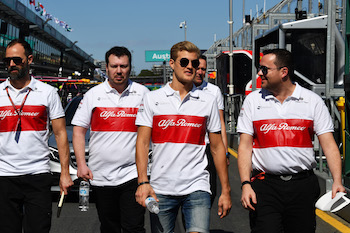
315, 191, 350, 212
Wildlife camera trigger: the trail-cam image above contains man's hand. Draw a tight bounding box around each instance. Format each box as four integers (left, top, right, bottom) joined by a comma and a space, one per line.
217, 192, 232, 218
77, 164, 93, 181
241, 184, 257, 211
135, 183, 157, 207
332, 181, 346, 198
59, 173, 73, 195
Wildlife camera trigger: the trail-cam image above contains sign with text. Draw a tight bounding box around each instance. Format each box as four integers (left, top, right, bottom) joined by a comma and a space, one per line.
145, 50, 170, 62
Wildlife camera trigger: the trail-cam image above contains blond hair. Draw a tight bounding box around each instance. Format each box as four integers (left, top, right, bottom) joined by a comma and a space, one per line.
170, 41, 200, 61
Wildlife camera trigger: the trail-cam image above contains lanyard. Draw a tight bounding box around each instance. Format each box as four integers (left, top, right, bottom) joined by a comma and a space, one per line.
6, 87, 31, 143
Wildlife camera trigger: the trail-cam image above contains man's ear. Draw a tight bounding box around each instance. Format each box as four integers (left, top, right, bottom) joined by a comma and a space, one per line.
27, 55, 33, 65
169, 59, 175, 70
281, 67, 289, 81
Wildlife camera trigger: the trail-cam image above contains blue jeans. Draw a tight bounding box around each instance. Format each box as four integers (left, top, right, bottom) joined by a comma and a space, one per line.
150, 191, 211, 233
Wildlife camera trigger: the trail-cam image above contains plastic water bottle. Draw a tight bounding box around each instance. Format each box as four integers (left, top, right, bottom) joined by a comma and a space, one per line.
79, 181, 89, 211
145, 196, 159, 214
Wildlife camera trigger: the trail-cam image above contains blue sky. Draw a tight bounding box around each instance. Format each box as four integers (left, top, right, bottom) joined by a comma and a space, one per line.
24, 0, 287, 74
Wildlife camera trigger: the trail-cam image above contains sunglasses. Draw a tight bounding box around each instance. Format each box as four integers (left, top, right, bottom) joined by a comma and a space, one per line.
179, 58, 200, 69
3, 57, 24, 66
257, 65, 285, 76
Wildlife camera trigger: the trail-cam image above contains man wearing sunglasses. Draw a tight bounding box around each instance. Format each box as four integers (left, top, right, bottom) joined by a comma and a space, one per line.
237, 49, 345, 233
135, 41, 231, 233
0, 39, 73, 233
193, 55, 229, 206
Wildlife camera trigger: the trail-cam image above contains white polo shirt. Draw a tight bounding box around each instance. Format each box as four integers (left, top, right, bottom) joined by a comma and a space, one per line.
136, 83, 221, 196
0, 78, 64, 176
237, 83, 334, 174
197, 80, 224, 110
197, 80, 224, 144
72, 79, 149, 186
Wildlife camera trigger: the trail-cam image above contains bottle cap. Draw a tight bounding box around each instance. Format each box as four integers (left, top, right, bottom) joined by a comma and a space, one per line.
153, 206, 159, 214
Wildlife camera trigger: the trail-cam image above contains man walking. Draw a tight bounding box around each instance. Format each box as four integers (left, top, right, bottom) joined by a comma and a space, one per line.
72, 46, 149, 233
0, 39, 73, 233
194, 54, 229, 205
135, 41, 231, 233
237, 49, 345, 233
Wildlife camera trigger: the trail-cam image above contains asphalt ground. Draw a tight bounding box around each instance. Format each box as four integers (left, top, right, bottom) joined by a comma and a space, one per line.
50, 154, 350, 233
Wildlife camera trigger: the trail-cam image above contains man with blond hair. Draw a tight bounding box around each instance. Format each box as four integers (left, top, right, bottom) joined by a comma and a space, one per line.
135, 41, 231, 233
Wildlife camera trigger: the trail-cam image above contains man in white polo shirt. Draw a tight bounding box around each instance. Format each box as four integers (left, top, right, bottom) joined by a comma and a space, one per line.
237, 49, 345, 233
193, 54, 229, 205
0, 39, 73, 233
72, 46, 149, 233
135, 41, 231, 233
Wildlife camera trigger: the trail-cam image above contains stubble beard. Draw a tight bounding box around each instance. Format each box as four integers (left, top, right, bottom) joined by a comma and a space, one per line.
9, 64, 28, 81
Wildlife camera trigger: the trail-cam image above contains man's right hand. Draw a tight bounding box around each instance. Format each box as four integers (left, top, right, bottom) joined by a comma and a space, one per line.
241, 184, 257, 211
135, 183, 158, 207
77, 164, 93, 181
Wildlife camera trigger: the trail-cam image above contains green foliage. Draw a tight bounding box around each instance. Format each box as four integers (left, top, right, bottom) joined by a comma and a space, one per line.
138, 69, 156, 76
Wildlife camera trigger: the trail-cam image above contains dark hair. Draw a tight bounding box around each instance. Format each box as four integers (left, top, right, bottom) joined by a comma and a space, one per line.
200, 55, 207, 61
263, 49, 294, 79
6, 39, 33, 57
170, 41, 200, 61
105, 46, 132, 68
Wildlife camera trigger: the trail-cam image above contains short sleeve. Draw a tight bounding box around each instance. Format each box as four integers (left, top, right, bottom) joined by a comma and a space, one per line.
215, 88, 224, 110
237, 95, 254, 136
313, 96, 334, 136
71, 90, 93, 129
135, 93, 153, 128
206, 98, 221, 133
47, 88, 64, 120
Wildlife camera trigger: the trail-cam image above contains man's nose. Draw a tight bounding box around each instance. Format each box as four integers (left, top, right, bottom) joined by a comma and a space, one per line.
9, 59, 16, 66
116, 66, 122, 73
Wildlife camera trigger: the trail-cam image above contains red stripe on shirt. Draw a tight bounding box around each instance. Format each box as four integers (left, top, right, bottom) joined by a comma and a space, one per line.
91, 107, 138, 132
0, 105, 47, 132
253, 119, 314, 148
152, 115, 207, 145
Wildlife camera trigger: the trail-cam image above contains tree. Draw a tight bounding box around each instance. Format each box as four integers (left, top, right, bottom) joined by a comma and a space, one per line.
138, 69, 156, 76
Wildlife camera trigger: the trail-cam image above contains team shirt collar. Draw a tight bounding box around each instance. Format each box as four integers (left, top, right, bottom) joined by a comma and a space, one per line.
260, 82, 302, 101
103, 78, 133, 95
3, 76, 36, 92
164, 82, 199, 99
196, 80, 208, 90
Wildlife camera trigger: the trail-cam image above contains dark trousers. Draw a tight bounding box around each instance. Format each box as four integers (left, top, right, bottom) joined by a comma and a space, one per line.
250, 173, 320, 233
0, 173, 52, 233
93, 178, 146, 233
205, 144, 217, 206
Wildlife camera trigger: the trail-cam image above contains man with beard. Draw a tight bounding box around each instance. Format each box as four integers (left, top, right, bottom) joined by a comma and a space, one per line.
0, 39, 73, 233
72, 46, 149, 233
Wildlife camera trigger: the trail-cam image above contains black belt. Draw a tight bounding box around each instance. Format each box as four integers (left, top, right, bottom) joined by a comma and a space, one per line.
252, 170, 314, 181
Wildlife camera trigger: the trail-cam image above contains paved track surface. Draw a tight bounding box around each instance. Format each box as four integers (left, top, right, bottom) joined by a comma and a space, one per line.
51, 157, 344, 233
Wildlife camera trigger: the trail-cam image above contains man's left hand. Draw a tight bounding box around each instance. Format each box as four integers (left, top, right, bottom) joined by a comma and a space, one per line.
332, 182, 346, 199
217, 192, 232, 218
